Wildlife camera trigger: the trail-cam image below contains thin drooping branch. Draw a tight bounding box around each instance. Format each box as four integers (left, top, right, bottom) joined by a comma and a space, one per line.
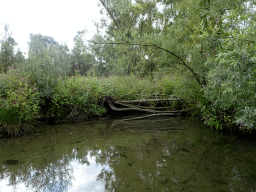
99, 0, 120, 28
90, 41, 203, 86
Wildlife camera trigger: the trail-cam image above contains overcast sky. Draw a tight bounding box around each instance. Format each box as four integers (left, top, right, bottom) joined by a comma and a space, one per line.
0, 0, 102, 55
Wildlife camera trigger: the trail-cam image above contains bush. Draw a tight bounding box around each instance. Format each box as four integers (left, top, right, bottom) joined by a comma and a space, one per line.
0, 67, 39, 135
201, 33, 256, 132
46, 74, 106, 121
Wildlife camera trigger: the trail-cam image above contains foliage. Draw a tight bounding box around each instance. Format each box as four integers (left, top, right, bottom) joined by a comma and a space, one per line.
104, 75, 156, 99
13, 34, 71, 116
12, 49, 26, 69
0, 67, 39, 135
45, 73, 181, 122
70, 30, 95, 76
46, 73, 106, 121
0, 23, 17, 73
87, 35, 118, 76
99, 74, 176, 100
1, 0, 256, 133
26, 33, 71, 84
94, 0, 256, 132
203, 23, 256, 132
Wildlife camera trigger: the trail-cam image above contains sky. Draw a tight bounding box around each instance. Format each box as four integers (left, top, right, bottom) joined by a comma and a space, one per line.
0, 0, 103, 55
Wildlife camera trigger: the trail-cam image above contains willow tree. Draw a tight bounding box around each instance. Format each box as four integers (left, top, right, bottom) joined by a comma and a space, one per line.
92, 0, 161, 77
201, 2, 256, 131
95, 0, 249, 85
93, 0, 256, 131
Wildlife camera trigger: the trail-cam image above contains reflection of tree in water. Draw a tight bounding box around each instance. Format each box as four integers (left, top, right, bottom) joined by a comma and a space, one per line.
1, 155, 73, 191
94, 128, 256, 192
1, 121, 256, 191
223, 147, 256, 191
97, 166, 116, 191
0, 147, 92, 191
95, 136, 173, 191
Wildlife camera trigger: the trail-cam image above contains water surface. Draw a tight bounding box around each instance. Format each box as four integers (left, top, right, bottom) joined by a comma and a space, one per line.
0, 116, 256, 191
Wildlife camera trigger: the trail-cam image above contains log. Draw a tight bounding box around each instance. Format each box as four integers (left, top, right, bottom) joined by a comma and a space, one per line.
114, 101, 173, 110
107, 100, 156, 113
118, 98, 191, 103
114, 101, 191, 113
113, 113, 180, 122
100, 96, 190, 116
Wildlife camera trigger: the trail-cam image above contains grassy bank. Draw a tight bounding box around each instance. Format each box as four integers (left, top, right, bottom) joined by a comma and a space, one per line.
1, 67, 251, 136
0, 68, 195, 136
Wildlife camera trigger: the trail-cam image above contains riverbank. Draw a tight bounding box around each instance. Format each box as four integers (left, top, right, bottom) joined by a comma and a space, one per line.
0, 68, 194, 136
1, 67, 254, 136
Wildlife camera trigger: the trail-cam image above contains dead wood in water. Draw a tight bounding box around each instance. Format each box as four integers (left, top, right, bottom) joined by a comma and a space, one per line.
114, 101, 173, 110
118, 98, 191, 104
114, 101, 191, 114
106, 100, 156, 113
113, 113, 180, 122
100, 96, 192, 118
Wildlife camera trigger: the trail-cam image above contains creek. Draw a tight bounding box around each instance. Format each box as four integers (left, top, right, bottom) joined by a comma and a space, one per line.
0, 115, 256, 192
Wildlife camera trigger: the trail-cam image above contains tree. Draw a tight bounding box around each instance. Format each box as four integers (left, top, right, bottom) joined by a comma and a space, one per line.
23, 34, 71, 98
0, 23, 17, 73
88, 34, 119, 76
28, 33, 70, 73
201, 6, 256, 131
96, 0, 249, 84
95, 0, 256, 131
90, 0, 161, 76
70, 30, 94, 76
12, 49, 26, 69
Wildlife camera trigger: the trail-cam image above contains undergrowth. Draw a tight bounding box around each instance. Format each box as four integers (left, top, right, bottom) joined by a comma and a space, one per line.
0, 69, 198, 136
0, 67, 39, 135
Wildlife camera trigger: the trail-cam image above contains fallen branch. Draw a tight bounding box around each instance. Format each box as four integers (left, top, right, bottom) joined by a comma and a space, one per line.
107, 100, 156, 113
115, 101, 193, 113
128, 128, 185, 131
113, 113, 180, 122
118, 94, 176, 99
118, 98, 191, 104
101, 96, 190, 116
115, 101, 174, 110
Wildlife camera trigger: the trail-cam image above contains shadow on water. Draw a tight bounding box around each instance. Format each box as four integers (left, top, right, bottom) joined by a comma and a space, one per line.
0, 115, 256, 191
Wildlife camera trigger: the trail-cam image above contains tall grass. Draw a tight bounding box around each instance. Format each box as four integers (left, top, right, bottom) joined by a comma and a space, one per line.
39, 73, 189, 122
0, 68, 199, 135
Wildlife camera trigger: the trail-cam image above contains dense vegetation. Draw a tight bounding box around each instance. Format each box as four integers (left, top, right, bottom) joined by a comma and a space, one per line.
1, 0, 256, 135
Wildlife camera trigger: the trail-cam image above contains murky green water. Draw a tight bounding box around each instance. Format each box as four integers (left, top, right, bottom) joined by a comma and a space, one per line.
0, 116, 256, 192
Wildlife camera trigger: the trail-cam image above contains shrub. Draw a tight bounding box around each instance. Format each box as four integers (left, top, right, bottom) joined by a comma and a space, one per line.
0, 67, 39, 135
201, 33, 256, 132
46, 74, 106, 121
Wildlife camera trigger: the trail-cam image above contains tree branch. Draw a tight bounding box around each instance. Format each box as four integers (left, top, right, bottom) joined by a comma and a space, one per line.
99, 0, 120, 28
90, 41, 203, 86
